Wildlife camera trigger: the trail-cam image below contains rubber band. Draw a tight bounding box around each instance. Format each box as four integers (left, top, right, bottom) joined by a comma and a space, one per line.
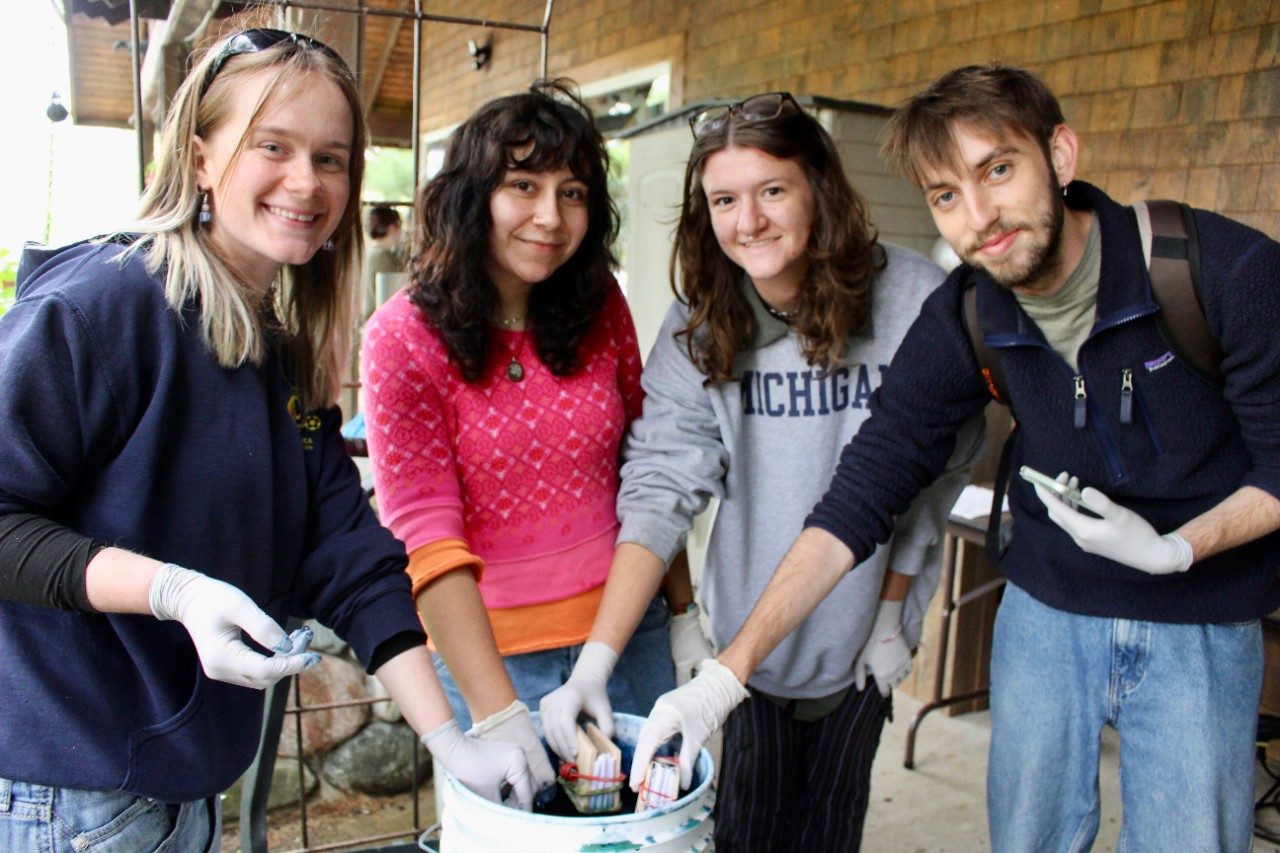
557, 760, 626, 814
558, 761, 626, 786
877, 625, 903, 644
636, 756, 680, 811
638, 783, 677, 803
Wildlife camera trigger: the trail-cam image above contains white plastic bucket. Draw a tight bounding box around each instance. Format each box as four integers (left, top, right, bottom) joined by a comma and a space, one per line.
421, 712, 714, 852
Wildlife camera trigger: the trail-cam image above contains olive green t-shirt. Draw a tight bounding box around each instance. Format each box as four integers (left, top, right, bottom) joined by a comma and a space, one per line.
1015, 216, 1101, 371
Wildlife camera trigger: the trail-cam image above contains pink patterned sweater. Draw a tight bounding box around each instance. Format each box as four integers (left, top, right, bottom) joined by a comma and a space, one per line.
362, 280, 643, 612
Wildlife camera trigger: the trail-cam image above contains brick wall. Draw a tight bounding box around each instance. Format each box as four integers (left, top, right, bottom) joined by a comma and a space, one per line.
416, 0, 1279, 235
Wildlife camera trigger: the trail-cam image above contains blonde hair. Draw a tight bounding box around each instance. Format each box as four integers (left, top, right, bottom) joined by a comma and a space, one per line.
132, 31, 366, 411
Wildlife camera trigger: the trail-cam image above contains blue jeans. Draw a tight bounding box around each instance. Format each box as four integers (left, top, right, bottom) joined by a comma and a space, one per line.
988, 582, 1262, 853
0, 778, 219, 853
434, 596, 676, 730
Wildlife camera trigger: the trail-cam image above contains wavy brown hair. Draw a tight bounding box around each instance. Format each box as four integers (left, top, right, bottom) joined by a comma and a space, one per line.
407, 79, 618, 382
673, 99, 884, 385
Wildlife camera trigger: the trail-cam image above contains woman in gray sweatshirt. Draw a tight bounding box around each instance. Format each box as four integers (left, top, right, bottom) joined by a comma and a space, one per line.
541, 92, 981, 850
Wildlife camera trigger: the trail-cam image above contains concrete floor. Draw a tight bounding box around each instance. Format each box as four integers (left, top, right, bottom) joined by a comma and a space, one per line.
862, 691, 1280, 852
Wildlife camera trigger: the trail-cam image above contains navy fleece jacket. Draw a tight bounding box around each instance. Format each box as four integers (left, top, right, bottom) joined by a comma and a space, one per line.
807, 182, 1280, 624
0, 238, 421, 801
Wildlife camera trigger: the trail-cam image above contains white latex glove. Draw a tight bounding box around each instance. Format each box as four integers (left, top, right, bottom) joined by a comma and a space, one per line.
539, 641, 617, 761
853, 598, 911, 697
149, 563, 319, 689
1033, 474, 1194, 574
469, 700, 556, 798
422, 718, 534, 810
1050, 471, 1082, 509
630, 658, 748, 791
668, 604, 715, 686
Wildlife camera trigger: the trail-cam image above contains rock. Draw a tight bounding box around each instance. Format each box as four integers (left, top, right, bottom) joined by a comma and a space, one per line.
220, 757, 317, 821
306, 620, 348, 656
277, 653, 369, 758
321, 721, 429, 795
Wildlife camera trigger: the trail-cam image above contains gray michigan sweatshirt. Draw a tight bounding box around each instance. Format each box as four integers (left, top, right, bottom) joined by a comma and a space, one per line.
617, 243, 984, 698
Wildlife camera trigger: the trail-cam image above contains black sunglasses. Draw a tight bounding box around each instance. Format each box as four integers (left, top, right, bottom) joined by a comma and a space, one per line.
688, 92, 801, 139
200, 29, 350, 97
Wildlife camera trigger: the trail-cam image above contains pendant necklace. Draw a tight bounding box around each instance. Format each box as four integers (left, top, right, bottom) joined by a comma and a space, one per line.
754, 285, 799, 324
505, 329, 528, 382
493, 312, 528, 382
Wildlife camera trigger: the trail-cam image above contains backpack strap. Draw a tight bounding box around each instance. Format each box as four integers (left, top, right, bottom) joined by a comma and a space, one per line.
962, 277, 1012, 410
961, 276, 1017, 556
984, 419, 1019, 559
1132, 199, 1223, 385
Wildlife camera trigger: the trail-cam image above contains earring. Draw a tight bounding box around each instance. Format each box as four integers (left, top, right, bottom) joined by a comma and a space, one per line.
1062, 184, 1069, 198
322, 238, 335, 251
198, 191, 212, 226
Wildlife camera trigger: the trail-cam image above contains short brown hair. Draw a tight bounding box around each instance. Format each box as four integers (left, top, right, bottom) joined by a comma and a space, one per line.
366, 204, 402, 239
881, 63, 1065, 188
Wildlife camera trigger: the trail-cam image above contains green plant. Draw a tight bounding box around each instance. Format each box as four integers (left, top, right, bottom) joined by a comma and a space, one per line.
0, 247, 18, 319
362, 147, 415, 203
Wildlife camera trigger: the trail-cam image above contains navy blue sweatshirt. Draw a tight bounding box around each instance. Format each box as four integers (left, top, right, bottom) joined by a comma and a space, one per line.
808, 182, 1280, 624
0, 238, 422, 801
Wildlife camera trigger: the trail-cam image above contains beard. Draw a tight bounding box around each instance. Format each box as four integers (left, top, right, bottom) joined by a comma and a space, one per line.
961, 176, 1066, 292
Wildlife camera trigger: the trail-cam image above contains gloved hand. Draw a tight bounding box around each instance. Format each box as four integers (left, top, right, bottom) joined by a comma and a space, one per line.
668, 604, 715, 686
1032, 474, 1194, 574
629, 658, 748, 791
422, 718, 534, 810
539, 641, 617, 762
469, 700, 556, 799
853, 598, 911, 697
1049, 471, 1082, 509
149, 563, 320, 689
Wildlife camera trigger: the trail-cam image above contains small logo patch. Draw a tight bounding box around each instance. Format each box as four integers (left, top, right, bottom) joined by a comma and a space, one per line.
1144, 351, 1175, 372
287, 393, 322, 450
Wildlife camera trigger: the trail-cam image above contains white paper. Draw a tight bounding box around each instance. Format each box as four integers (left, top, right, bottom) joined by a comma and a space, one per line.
951, 484, 1008, 519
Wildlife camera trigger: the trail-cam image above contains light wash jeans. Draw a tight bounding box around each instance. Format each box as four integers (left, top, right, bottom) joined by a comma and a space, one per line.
988, 582, 1262, 853
0, 778, 219, 853
433, 595, 676, 730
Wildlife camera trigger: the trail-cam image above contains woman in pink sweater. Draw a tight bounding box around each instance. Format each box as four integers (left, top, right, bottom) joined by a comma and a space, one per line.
362, 80, 691, 802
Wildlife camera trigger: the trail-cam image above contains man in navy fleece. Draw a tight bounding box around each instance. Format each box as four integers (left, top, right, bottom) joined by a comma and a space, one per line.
631, 63, 1280, 852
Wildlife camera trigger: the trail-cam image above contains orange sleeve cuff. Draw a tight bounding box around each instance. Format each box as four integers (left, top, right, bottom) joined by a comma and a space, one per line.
406, 539, 485, 599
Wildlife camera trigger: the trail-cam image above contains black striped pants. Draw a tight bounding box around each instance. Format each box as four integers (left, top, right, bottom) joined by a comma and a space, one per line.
713, 681, 891, 851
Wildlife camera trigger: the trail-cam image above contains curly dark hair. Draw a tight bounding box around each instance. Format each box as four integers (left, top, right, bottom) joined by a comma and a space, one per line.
407, 79, 619, 381
673, 97, 885, 385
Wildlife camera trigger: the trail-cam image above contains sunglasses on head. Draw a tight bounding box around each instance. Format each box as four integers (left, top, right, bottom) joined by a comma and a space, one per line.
200, 28, 350, 97
688, 92, 801, 139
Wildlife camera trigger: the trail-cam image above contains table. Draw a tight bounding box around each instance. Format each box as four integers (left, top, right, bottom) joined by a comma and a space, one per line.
903, 511, 1008, 770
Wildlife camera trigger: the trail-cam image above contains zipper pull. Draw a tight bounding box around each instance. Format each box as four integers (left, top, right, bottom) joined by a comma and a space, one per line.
1073, 374, 1087, 428
1120, 368, 1133, 424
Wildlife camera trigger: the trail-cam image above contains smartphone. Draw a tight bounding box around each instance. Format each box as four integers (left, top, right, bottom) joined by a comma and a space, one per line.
1018, 465, 1084, 506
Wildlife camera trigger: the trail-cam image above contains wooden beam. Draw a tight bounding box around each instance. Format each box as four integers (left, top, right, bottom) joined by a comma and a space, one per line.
363, 2, 408, 113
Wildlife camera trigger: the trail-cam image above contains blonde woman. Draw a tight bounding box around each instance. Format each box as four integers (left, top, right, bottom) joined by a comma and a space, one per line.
0, 28, 531, 850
